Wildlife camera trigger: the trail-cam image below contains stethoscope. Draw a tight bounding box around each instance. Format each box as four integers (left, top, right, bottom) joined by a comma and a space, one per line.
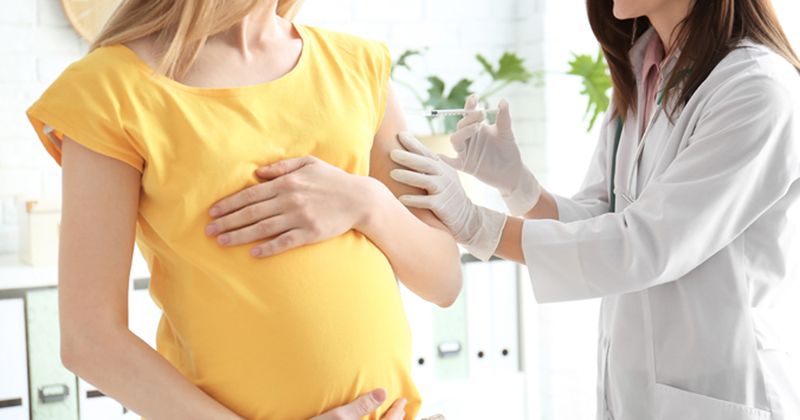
609, 90, 665, 212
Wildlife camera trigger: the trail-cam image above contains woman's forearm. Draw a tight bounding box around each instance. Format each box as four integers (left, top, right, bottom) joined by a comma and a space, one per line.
61, 326, 240, 420
522, 189, 559, 220
495, 216, 525, 265
356, 177, 462, 307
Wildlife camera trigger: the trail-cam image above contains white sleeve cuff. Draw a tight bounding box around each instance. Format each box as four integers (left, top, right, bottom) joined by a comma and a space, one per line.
521, 219, 593, 303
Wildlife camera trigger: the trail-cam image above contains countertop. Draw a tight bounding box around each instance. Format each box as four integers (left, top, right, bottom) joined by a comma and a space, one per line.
1, 246, 488, 292
0, 248, 150, 292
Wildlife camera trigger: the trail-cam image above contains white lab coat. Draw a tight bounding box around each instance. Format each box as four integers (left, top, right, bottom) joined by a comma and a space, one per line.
522, 28, 800, 420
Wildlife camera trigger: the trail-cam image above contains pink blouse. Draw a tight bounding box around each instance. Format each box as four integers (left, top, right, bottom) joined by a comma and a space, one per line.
641, 34, 666, 138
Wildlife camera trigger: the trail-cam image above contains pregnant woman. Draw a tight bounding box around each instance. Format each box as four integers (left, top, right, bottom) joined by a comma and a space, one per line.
26, 0, 461, 418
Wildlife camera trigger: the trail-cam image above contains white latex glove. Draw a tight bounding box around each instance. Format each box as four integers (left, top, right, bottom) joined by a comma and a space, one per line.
390, 132, 507, 261
441, 95, 542, 216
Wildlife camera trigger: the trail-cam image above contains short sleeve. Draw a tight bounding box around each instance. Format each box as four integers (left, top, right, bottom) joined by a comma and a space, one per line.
26, 49, 145, 173
369, 42, 392, 134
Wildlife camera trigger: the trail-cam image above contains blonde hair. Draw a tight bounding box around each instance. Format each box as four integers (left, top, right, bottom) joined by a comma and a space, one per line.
91, 0, 304, 79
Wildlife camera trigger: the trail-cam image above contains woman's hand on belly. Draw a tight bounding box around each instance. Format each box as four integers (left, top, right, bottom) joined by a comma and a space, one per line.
311, 389, 407, 420
205, 156, 374, 257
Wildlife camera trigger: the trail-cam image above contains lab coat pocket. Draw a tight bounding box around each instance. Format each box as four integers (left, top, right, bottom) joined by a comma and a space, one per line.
654, 383, 772, 420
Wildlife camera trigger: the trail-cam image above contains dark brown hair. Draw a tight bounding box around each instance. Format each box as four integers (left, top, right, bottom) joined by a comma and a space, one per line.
588, 0, 800, 119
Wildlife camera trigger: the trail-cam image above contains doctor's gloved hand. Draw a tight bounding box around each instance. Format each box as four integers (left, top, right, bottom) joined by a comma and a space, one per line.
442, 95, 542, 216
390, 133, 507, 261
311, 388, 407, 420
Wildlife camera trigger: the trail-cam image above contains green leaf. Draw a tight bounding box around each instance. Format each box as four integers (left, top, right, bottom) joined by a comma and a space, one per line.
568, 49, 612, 131
421, 77, 476, 133
476, 54, 497, 79
423, 76, 448, 109
392, 48, 427, 77
444, 78, 474, 132
447, 79, 473, 106
494, 52, 533, 83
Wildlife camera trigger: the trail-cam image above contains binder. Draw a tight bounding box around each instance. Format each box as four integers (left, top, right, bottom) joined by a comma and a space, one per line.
399, 284, 434, 382
0, 299, 30, 420
464, 261, 494, 376
490, 261, 520, 373
431, 290, 468, 380
77, 380, 124, 420
26, 289, 79, 420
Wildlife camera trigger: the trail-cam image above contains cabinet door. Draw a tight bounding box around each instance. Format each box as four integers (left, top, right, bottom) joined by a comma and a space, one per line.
400, 285, 434, 382
77, 379, 124, 420
26, 289, 79, 420
431, 292, 468, 380
128, 278, 160, 349
0, 298, 30, 420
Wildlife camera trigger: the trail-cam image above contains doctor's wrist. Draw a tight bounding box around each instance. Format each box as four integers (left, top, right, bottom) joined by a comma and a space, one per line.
461, 206, 507, 261
502, 170, 542, 216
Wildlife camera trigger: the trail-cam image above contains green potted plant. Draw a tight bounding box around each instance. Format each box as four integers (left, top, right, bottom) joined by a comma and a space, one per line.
391, 49, 539, 155
391, 48, 612, 155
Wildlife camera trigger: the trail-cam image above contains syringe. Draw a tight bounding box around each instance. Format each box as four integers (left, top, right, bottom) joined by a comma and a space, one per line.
421, 108, 499, 118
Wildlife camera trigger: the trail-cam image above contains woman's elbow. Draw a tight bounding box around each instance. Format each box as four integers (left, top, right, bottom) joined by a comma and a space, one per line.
434, 265, 463, 308
59, 321, 120, 376
60, 333, 88, 375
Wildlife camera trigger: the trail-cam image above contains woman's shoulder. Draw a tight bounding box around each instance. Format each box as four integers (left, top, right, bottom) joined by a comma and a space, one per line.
38, 44, 147, 109
30, 44, 147, 127
300, 24, 390, 66
712, 41, 800, 87
59, 44, 143, 85
694, 41, 800, 113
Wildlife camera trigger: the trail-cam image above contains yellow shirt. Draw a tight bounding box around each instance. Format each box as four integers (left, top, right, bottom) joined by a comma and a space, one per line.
27, 24, 421, 419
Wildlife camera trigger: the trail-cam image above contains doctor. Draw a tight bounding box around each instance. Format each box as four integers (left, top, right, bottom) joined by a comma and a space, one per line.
389, 0, 800, 419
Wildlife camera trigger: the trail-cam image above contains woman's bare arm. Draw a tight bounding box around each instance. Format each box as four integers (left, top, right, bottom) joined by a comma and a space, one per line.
521, 191, 559, 220
203, 87, 462, 307
58, 137, 241, 420
363, 86, 463, 307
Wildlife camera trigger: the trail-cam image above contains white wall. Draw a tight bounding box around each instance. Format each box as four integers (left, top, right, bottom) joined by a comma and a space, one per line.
1, 1, 799, 419
0, 0, 541, 249
0, 0, 88, 253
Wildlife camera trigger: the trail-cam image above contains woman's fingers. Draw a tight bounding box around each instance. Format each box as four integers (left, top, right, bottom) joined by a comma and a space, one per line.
213, 214, 293, 247
456, 109, 486, 130
209, 181, 278, 218
438, 154, 462, 169
250, 228, 308, 258
310, 388, 387, 420
456, 94, 484, 130
390, 149, 441, 175
381, 398, 408, 420
390, 169, 440, 192
449, 123, 480, 153
206, 200, 281, 238
495, 99, 513, 137
398, 194, 435, 210
256, 155, 318, 180
397, 132, 436, 159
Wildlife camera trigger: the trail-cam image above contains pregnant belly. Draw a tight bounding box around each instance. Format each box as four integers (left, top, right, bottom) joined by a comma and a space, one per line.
150, 232, 420, 419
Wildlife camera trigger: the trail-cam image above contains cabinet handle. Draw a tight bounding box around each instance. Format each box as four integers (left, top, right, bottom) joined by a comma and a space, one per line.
86, 390, 106, 399
0, 398, 23, 409
133, 277, 150, 290
38, 384, 70, 404
437, 341, 463, 358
